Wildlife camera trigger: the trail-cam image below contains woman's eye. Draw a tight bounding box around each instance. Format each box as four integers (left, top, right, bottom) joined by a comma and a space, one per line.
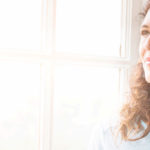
140, 30, 150, 36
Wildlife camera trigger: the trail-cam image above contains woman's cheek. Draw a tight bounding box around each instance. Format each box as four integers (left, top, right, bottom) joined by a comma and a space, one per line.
139, 40, 145, 62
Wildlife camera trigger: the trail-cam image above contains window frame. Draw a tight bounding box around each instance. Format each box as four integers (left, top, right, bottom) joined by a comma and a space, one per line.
0, 0, 143, 150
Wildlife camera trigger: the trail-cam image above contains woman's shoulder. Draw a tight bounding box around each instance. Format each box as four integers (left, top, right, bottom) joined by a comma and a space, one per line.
89, 115, 150, 150
88, 116, 120, 150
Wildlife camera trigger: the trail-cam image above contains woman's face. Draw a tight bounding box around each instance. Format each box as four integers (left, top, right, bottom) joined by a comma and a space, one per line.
139, 9, 150, 83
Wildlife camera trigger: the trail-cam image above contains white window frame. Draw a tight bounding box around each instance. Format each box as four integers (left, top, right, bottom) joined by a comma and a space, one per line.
0, 0, 143, 150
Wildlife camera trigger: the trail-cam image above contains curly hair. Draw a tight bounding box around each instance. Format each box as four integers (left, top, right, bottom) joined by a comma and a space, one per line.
140, 0, 150, 17
118, 0, 150, 141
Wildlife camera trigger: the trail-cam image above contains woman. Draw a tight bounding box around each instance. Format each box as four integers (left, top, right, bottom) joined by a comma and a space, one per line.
88, 0, 150, 149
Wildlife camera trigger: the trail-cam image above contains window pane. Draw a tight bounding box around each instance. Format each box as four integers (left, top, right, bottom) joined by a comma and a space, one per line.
0, 62, 40, 150
53, 65, 120, 150
56, 0, 121, 57
0, 0, 41, 50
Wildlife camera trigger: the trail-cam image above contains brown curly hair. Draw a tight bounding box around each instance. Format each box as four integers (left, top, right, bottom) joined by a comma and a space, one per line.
118, 0, 150, 141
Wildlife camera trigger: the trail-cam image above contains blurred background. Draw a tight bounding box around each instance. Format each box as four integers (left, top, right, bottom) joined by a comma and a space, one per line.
0, 0, 144, 150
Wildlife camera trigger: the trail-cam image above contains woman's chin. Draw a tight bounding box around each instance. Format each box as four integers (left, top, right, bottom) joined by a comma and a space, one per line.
143, 64, 150, 83
145, 72, 150, 83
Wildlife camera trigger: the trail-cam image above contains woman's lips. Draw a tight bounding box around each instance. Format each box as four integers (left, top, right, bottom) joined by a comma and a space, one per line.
144, 57, 150, 65
144, 57, 150, 67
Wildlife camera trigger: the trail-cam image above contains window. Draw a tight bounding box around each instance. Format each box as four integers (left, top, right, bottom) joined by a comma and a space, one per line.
0, 0, 142, 150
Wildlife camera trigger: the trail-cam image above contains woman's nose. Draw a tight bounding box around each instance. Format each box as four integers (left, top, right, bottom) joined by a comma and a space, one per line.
144, 36, 150, 50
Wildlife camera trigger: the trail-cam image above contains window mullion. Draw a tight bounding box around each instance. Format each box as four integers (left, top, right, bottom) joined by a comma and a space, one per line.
40, 0, 56, 150
41, 0, 56, 53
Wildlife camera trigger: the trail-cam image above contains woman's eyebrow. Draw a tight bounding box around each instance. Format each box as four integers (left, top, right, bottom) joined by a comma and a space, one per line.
141, 24, 149, 28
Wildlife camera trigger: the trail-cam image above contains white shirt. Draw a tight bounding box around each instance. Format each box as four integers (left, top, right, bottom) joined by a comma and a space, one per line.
88, 119, 150, 150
